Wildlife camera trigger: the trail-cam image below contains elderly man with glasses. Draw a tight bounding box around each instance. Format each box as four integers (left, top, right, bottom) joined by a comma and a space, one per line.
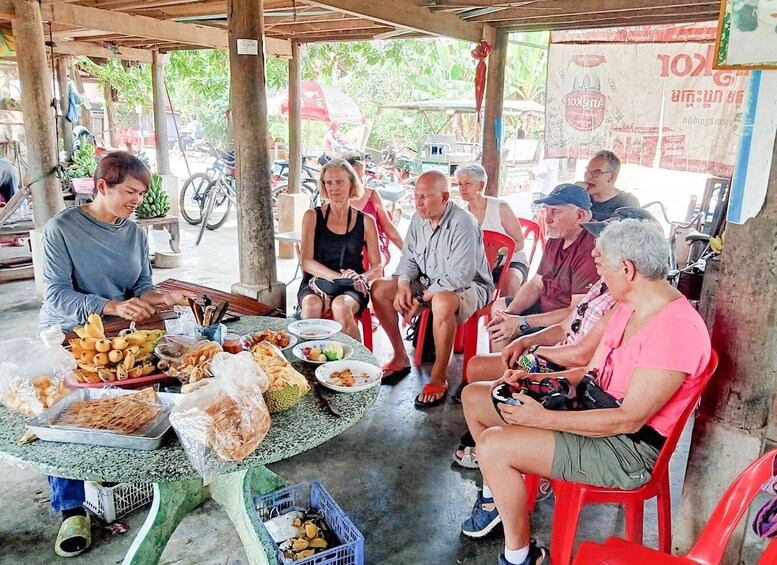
583, 150, 640, 221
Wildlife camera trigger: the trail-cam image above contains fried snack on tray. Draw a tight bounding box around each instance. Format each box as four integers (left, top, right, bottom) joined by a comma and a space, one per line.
168, 341, 223, 384
244, 329, 290, 349
56, 387, 161, 435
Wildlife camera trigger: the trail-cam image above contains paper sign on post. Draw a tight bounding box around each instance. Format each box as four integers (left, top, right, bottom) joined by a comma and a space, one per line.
236, 39, 258, 55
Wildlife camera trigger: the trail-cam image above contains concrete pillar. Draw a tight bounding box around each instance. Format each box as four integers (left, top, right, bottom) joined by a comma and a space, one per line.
674, 92, 777, 561
482, 29, 508, 198
12, 0, 64, 228
151, 50, 170, 175
55, 57, 74, 161
288, 40, 302, 196
279, 40, 304, 259
227, 0, 285, 310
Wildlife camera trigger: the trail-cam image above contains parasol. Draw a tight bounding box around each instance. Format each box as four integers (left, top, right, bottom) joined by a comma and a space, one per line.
267, 80, 365, 124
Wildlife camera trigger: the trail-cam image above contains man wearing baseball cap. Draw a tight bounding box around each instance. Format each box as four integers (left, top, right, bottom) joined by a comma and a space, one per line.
487, 183, 599, 349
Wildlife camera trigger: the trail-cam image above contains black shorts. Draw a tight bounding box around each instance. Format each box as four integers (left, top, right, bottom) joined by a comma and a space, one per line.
297, 282, 370, 316
492, 261, 530, 286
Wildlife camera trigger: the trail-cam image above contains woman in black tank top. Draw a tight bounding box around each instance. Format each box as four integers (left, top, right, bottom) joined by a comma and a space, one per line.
298, 158, 383, 341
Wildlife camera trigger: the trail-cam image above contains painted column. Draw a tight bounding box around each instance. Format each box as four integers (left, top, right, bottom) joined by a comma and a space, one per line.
151, 50, 170, 175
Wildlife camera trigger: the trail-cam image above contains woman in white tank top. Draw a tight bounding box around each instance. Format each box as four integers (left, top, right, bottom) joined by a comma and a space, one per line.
456, 164, 530, 297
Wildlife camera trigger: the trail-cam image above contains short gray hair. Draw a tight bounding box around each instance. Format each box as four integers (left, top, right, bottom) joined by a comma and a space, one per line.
592, 150, 621, 175
596, 218, 669, 280
455, 163, 487, 184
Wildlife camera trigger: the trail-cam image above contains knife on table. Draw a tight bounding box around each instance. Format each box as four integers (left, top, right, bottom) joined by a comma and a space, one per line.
314, 383, 341, 417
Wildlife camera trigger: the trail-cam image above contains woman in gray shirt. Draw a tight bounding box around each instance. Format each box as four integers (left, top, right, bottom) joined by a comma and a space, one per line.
40, 151, 185, 557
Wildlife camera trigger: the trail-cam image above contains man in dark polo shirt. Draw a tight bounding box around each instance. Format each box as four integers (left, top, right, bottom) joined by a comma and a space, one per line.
487, 183, 599, 348
584, 150, 639, 221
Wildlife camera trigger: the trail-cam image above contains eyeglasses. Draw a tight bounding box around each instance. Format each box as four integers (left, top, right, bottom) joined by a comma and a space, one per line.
584, 169, 613, 179
570, 282, 608, 334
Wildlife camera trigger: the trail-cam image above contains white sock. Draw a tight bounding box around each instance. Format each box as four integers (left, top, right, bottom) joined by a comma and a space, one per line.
482, 484, 493, 499
504, 545, 530, 565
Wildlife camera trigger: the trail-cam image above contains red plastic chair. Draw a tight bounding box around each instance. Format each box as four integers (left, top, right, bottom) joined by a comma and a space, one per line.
573, 448, 777, 565
523, 350, 719, 564
518, 217, 543, 265
413, 230, 515, 368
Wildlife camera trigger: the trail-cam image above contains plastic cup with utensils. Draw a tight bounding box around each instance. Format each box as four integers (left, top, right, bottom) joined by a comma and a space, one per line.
197, 323, 227, 345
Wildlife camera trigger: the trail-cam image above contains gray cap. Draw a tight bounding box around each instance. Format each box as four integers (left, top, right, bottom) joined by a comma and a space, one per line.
581, 206, 658, 237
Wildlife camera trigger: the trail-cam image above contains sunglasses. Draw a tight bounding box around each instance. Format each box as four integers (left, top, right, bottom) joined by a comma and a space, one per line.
570, 282, 608, 334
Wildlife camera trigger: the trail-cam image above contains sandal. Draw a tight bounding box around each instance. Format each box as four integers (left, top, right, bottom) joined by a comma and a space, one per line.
414, 383, 448, 408
381, 362, 411, 383
55, 513, 92, 557
453, 446, 479, 469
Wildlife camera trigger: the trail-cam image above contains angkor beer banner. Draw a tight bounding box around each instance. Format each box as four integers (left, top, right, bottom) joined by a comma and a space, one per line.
546, 41, 750, 176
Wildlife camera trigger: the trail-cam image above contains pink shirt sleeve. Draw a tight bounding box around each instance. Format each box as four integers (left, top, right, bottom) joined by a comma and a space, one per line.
636, 315, 708, 375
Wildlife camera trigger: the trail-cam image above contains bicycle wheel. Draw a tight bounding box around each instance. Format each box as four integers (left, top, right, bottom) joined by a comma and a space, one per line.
205, 179, 234, 231
179, 172, 211, 225
196, 184, 217, 246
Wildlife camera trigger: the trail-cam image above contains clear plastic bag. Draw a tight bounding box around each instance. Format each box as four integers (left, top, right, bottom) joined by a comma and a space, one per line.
0, 336, 77, 417
169, 367, 271, 484
210, 351, 270, 393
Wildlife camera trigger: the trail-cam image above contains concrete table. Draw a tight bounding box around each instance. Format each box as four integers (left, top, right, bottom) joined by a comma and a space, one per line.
135, 216, 181, 253
0, 316, 378, 565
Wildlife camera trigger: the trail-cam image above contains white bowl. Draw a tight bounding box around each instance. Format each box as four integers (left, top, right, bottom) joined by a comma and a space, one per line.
286, 319, 342, 340
315, 360, 381, 393
291, 340, 354, 364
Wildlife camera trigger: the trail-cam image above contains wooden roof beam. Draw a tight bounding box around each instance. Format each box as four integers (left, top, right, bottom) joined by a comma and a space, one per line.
305, 0, 486, 43
498, 9, 720, 31
469, 0, 719, 22
51, 39, 153, 63
0, 1, 291, 56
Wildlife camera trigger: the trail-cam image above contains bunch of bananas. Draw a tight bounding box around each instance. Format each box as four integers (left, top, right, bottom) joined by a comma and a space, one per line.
69, 314, 165, 383
709, 233, 725, 253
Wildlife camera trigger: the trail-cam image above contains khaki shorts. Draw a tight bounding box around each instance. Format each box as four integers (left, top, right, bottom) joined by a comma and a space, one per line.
408, 279, 488, 324
551, 432, 661, 490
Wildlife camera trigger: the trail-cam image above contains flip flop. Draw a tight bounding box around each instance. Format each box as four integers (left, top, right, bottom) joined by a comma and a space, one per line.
453, 446, 480, 469
414, 383, 448, 408
381, 362, 411, 383
55, 513, 92, 558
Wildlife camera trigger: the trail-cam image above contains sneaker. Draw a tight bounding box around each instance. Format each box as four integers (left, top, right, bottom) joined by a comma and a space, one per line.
498, 539, 549, 565
461, 490, 501, 538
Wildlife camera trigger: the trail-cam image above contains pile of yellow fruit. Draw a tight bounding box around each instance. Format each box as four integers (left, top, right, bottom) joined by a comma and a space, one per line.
69, 314, 165, 383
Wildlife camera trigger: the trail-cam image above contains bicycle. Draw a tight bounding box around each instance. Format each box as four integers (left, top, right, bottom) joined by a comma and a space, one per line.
641, 200, 710, 279
179, 144, 235, 226
195, 173, 237, 245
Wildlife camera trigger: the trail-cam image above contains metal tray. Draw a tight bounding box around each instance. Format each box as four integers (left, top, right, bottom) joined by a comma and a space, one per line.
27, 389, 182, 451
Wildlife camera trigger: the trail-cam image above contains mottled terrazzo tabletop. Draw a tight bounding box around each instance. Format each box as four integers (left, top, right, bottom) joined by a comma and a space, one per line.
0, 316, 379, 483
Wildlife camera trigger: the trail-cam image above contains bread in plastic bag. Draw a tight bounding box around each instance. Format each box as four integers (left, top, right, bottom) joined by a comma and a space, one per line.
169, 365, 271, 484
0, 335, 77, 418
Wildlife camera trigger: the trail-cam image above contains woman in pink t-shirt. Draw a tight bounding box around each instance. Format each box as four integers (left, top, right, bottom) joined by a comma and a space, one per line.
458, 219, 711, 565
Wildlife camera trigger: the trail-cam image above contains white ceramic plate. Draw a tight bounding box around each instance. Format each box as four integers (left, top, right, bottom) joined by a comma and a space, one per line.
291, 340, 354, 364
241, 330, 297, 351
286, 319, 342, 340
315, 360, 381, 393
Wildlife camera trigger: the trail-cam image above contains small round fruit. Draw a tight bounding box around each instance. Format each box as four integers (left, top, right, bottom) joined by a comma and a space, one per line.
108, 349, 123, 363
93, 352, 109, 366
95, 339, 112, 352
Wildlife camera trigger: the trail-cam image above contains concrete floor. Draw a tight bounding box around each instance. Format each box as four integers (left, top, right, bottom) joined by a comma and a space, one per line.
0, 197, 736, 565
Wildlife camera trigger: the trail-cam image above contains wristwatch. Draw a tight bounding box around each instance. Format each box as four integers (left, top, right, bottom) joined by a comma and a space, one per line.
518, 316, 530, 331
414, 290, 427, 305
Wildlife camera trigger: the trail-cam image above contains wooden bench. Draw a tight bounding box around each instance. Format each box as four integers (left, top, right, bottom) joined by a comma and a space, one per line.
135, 215, 180, 253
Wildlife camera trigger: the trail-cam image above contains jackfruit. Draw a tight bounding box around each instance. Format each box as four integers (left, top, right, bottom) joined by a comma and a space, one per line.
263, 385, 302, 414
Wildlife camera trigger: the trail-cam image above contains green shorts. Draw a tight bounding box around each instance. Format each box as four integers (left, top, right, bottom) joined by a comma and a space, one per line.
551, 432, 661, 490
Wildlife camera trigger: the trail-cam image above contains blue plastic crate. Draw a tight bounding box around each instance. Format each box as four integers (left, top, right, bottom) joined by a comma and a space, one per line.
254, 481, 364, 565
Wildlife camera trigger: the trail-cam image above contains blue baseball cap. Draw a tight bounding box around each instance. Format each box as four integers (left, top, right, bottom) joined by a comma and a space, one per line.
533, 183, 592, 211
